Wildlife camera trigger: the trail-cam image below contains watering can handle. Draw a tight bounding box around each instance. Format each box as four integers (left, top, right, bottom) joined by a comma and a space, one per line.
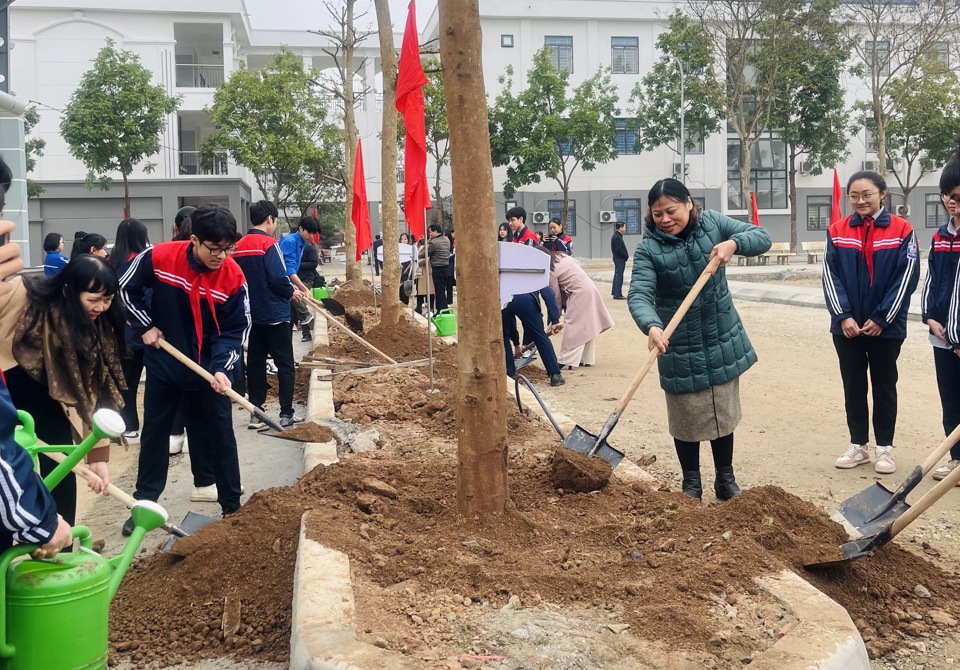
0, 526, 93, 658
614, 256, 720, 418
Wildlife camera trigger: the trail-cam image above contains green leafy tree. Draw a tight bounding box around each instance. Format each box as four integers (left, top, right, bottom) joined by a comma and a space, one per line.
25, 106, 46, 198
629, 11, 725, 159
489, 49, 620, 224
60, 40, 180, 215
871, 58, 960, 212
423, 59, 451, 225
770, 0, 851, 249
202, 48, 343, 214
846, 0, 960, 174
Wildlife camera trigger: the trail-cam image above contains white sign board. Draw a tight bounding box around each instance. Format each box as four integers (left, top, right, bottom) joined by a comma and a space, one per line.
498, 241, 551, 307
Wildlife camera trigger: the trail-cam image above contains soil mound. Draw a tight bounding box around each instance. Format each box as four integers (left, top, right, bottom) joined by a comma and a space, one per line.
550, 450, 612, 492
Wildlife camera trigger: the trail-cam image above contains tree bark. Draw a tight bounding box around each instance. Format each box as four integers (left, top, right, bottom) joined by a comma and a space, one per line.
122, 171, 131, 216
343, 0, 362, 283
374, 0, 403, 324
439, 0, 509, 516
787, 151, 798, 252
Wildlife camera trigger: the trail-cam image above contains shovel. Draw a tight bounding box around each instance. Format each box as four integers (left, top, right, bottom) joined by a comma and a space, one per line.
514, 343, 538, 371
832, 422, 960, 539
156, 338, 285, 433
806, 448, 960, 569
558, 257, 721, 468
303, 295, 397, 364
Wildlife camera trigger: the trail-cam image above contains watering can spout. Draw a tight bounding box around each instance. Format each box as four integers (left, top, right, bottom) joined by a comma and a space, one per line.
107, 500, 168, 601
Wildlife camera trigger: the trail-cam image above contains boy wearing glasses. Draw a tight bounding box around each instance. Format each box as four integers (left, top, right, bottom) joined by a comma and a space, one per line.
118, 204, 251, 533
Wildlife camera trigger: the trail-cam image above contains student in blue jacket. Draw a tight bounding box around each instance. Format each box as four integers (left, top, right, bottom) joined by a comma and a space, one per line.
825, 171, 919, 476
923, 147, 960, 482
43, 233, 68, 277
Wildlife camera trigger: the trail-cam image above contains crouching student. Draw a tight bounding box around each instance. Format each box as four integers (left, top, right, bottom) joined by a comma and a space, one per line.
119, 204, 251, 534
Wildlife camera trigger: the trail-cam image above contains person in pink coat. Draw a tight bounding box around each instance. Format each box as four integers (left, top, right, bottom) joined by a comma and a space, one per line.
548, 251, 615, 368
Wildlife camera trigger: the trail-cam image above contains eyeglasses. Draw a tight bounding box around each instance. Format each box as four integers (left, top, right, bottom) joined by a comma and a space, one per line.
200, 241, 237, 257
848, 191, 879, 202
943, 192, 960, 204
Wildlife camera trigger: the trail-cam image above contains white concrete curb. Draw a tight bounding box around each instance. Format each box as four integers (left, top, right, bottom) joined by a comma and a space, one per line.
290, 301, 870, 669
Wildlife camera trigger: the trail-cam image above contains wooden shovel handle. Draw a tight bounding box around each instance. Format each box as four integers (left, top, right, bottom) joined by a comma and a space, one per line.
891, 449, 960, 537
45, 450, 137, 507
304, 296, 397, 364
614, 256, 721, 416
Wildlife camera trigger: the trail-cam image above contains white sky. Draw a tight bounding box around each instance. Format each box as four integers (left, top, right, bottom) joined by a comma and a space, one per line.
243, 0, 437, 34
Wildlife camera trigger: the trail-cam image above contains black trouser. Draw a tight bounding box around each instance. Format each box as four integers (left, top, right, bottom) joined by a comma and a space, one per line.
5, 366, 76, 525
502, 294, 560, 377
167, 394, 215, 489
445, 265, 455, 305
934, 347, 960, 460
833, 335, 903, 446
246, 322, 296, 417
612, 258, 626, 298
120, 350, 144, 432
135, 374, 241, 515
432, 267, 449, 311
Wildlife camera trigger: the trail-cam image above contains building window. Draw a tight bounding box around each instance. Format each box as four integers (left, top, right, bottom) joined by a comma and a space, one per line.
611, 37, 639, 74
727, 133, 788, 210
614, 198, 642, 234
683, 126, 705, 155
557, 138, 574, 156
545, 36, 574, 73
865, 40, 890, 76
926, 193, 949, 229
501, 34, 514, 48
865, 126, 878, 154
692, 196, 706, 210
935, 41, 950, 65
807, 195, 832, 231
548, 199, 576, 235
615, 119, 638, 155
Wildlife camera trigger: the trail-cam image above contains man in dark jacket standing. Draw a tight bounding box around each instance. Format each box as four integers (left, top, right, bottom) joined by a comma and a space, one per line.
234, 200, 303, 428
372, 234, 383, 276
419, 224, 450, 312
611, 221, 629, 300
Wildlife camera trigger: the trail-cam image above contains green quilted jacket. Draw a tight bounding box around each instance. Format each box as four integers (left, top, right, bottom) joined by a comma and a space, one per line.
627, 209, 772, 395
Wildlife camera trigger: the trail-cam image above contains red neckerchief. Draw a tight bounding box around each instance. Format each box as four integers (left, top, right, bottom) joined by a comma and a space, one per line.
862, 215, 875, 286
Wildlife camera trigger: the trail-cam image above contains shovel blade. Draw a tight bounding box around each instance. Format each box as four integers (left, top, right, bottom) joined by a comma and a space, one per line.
162, 511, 217, 554
562, 425, 626, 470
515, 352, 537, 370
805, 527, 895, 569
834, 465, 921, 538
321, 298, 345, 316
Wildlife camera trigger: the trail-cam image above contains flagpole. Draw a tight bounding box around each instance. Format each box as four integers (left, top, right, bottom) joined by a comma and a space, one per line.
425, 232, 434, 392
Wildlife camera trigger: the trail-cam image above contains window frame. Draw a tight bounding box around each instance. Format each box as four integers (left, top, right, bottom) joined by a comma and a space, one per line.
501, 34, 514, 48
547, 199, 577, 236
926, 193, 949, 229
727, 132, 788, 210
611, 36, 639, 75
614, 118, 638, 155
865, 40, 891, 77
544, 35, 574, 73
613, 198, 642, 234
806, 195, 832, 231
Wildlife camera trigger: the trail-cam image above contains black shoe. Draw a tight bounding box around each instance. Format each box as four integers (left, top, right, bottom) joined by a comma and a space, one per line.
681, 470, 702, 500
550, 373, 565, 387
714, 466, 742, 501
121, 516, 135, 537
613, 296, 626, 300
301, 331, 312, 342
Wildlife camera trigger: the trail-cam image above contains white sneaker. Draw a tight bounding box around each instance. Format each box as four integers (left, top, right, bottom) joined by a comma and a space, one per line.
835, 444, 870, 469
191, 484, 218, 502
875, 447, 896, 475
122, 430, 140, 445
932, 459, 960, 483
169, 433, 186, 455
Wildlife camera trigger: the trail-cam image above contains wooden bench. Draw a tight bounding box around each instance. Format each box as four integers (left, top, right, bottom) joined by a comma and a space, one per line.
801, 240, 826, 264
761, 242, 796, 265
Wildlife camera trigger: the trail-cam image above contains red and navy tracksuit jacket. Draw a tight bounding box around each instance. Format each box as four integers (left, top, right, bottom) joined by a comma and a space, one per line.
232, 229, 295, 325
119, 241, 251, 387
0, 372, 58, 551
822, 208, 919, 339
921, 222, 960, 348
512, 226, 539, 246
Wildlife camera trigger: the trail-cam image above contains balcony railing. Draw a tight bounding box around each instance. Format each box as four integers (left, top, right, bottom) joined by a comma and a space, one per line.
175, 64, 225, 89
179, 151, 228, 176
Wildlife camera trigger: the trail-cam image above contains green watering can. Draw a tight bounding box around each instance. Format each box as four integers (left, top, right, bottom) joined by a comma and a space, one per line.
0, 502, 168, 669
15, 408, 126, 491
432, 308, 457, 337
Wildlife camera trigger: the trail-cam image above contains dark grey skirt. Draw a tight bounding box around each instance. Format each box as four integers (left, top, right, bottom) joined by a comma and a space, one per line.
665, 378, 742, 442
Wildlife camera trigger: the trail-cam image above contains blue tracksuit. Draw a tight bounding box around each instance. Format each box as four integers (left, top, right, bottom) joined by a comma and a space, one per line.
278, 232, 305, 278
43, 251, 68, 277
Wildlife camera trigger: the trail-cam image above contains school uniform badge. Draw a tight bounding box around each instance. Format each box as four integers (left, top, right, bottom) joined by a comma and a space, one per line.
907, 240, 918, 260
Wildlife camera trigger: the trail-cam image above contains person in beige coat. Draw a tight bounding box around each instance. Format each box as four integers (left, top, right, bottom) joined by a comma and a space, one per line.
548, 251, 615, 368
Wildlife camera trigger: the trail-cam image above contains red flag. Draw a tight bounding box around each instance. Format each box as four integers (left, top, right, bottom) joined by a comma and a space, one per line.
396, 0, 431, 240
831, 168, 843, 224
750, 192, 760, 226
352, 139, 372, 261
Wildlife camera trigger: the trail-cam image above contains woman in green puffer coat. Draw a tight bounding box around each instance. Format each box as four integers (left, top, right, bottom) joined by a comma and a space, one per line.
628, 178, 771, 502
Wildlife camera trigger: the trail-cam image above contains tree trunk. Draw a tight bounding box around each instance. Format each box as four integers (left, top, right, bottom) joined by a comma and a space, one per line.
374, 0, 403, 324
739, 141, 751, 213
788, 151, 798, 252
434, 176, 444, 227
439, 0, 509, 516
343, 0, 362, 283
122, 171, 131, 217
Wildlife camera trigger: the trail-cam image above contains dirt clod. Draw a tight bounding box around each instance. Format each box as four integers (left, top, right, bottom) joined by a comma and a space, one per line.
549, 450, 612, 492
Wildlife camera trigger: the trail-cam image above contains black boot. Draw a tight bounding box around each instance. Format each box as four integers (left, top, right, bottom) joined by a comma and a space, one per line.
681, 470, 702, 500
714, 466, 741, 501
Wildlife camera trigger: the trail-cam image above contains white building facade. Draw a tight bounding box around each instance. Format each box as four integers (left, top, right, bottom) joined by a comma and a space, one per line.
13, 0, 945, 263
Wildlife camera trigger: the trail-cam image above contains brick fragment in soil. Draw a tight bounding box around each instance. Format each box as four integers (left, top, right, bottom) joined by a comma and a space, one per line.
109, 303, 960, 668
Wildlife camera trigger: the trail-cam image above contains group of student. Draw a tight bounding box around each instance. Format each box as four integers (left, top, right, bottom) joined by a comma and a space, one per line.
42, 230, 109, 276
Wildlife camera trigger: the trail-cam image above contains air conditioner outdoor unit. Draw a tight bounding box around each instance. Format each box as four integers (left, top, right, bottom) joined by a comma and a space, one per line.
531, 211, 550, 225
862, 159, 880, 172
672, 162, 689, 177
896, 204, 911, 217
598, 210, 617, 223
800, 160, 814, 175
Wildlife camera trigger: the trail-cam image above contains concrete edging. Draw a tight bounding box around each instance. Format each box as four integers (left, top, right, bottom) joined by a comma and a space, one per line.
289, 303, 870, 669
